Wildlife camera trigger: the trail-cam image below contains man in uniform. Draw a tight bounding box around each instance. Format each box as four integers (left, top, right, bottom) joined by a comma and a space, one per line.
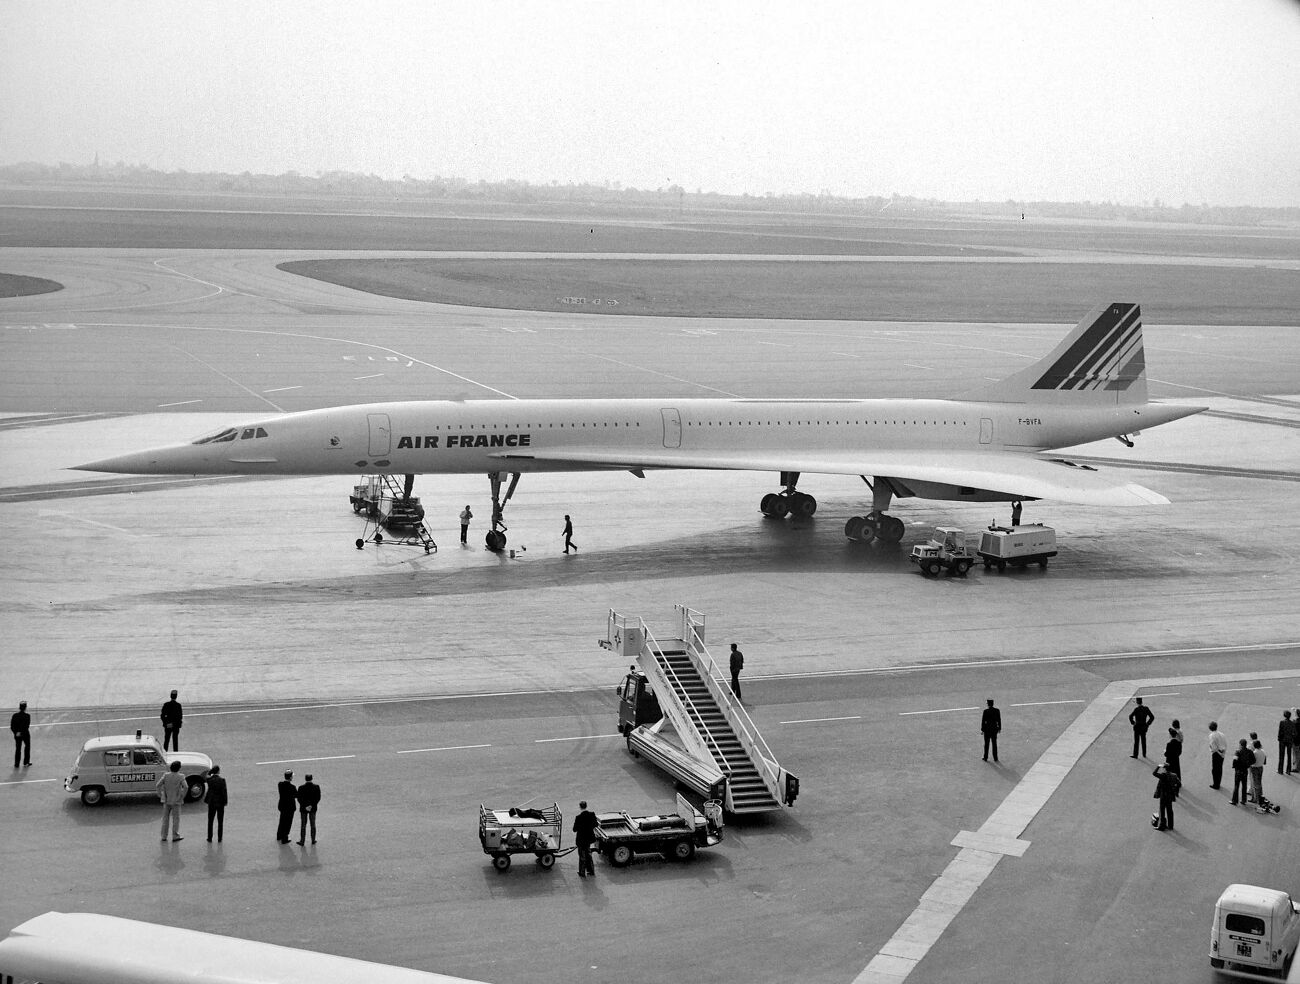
204, 764, 228, 843
562, 514, 578, 554
1128, 697, 1154, 758
1278, 710, 1295, 775
160, 690, 183, 751
1230, 738, 1254, 805
156, 760, 188, 842
296, 773, 321, 845
276, 771, 297, 844
981, 699, 1001, 762
10, 700, 31, 768
573, 800, 598, 878
729, 643, 744, 700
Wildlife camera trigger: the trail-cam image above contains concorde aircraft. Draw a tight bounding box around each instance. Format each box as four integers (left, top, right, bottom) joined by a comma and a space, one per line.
77, 302, 1205, 551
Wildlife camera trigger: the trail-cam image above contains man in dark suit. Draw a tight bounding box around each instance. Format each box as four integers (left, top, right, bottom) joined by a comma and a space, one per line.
573, 800, 598, 877
204, 764, 228, 843
1128, 697, 1154, 758
160, 690, 183, 751
729, 644, 744, 700
10, 700, 31, 768
981, 699, 1002, 762
296, 774, 321, 845
276, 771, 297, 844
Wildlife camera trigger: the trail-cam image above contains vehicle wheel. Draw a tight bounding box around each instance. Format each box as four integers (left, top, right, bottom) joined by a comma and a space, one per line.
536, 851, 556, 869
1210, 958, 1225, 969
610, 844, 633, 867
982, 559, 991, 569
671, 839, 696, 861
997, 559, 1006, 572
955, 559, 971, 576
1039, 558, 1049, 569
844, 516, 866, 541
352, 502, 362, 513
80, 786, 105, 806
923, 560, 940, 577
185, 778, 206, 802
492, 854, 511, 871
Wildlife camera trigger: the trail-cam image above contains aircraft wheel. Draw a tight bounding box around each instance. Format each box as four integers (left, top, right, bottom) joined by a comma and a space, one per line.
844, 516, 866, 541
880, 516, 906, 543
485, 530, 506, 552
760, 492, 782, 517
789, 492, 817, 517
355, 538, 365, 550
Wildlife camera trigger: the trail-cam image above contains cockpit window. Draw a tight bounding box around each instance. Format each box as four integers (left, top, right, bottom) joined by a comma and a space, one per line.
256, 427, 268, 438
192, 428, 239, 445
241, 428, 256, 440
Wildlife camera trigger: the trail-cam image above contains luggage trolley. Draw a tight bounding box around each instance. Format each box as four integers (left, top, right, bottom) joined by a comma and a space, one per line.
478, 803, 570, 872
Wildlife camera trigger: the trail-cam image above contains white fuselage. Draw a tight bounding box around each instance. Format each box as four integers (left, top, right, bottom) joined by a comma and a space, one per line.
91, 396, 1178, 477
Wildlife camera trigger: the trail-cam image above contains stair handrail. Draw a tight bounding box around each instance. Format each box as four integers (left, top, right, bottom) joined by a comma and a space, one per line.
677, 606, 785, 800
607, 611, 731, 778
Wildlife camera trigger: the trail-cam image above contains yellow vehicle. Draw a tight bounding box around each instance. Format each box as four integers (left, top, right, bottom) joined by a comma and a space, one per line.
1210, 884, 1300, 980
64, 732, 211, 806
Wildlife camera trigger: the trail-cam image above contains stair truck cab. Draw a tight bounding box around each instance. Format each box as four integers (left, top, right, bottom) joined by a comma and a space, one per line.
1210, 884, 1300, 980
616, 668, 728, 804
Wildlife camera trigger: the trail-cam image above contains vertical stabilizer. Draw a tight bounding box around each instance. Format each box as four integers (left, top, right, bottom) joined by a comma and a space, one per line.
972, 302, 1149, 405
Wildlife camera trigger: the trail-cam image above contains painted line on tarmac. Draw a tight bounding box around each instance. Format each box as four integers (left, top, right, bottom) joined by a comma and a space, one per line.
1138, 691, 1181, 697
0, 778, 60, 786
262, 385, 302, 393
1009, 699, 1085, 708
898, 706, 978, 716
534, 733, 620, 744
157, 399, 202, 408
1207, 686, 1272, 693
256, 755, 356, 766
781, 715, 862, 725
855, 667, 1300, 984
397, 744, 491, 754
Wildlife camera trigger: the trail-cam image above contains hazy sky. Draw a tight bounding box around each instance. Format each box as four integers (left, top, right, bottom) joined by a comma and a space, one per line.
3, 1, 1298, 206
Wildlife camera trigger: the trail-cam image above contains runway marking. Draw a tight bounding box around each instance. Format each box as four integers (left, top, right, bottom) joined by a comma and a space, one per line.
903, 362, 936, 371
832, 352, 861, 359
899, 706, 978, 716
171, 346, 286, 412
781, 715, 862, 724
533, 733, 620, 743
263, 385, 302, 393
0, 778, 59, 786
1009, 699, 1085, 708
36, 511, 138, 535
396, 744, 491, 754
1207, 685, 1272, 694
1137, 691, 1181, 697
157, 399, 202, 408
256, 755, 356, 765
855, 666, 1300, 984
353, 373, 385, 380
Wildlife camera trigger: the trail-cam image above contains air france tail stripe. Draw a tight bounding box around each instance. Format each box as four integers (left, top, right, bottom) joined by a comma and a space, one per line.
1033, 303, 1140, 390
1066, 318, 1142, 391
1068, 307, 1141, 388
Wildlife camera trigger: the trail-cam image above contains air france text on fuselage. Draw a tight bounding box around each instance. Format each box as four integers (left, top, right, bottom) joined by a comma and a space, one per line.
396, 432, 532, 450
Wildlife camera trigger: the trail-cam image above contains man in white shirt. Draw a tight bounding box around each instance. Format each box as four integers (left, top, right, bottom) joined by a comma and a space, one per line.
1207, 721, 1228, 790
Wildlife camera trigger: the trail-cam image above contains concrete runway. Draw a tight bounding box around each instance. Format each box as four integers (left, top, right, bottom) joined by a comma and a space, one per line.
2, 238, 1299, 982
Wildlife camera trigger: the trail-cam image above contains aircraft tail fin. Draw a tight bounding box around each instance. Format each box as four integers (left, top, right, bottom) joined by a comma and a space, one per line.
973, 302, 1149, 405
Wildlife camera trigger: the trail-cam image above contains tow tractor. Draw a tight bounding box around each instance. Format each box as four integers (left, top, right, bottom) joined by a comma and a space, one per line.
594, 793, 724, 867
910, 526, 975, 577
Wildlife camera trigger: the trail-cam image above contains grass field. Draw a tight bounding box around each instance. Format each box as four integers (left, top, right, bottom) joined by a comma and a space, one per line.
278, 255, 1300, 324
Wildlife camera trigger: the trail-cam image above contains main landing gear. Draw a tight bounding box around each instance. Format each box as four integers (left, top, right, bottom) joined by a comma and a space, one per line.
759, 471, 818, 518
844, 476, 905, 545
483, 470, 521, 552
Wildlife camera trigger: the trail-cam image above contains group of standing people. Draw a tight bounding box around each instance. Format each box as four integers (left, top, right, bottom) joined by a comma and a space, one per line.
277, 771, 322, 845
1130, 697, 1297, 830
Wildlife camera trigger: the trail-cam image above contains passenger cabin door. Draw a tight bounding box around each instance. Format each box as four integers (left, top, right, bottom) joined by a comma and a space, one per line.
367, 413, 392, 456
661, 408, 682, 448
980, 418, 994, 445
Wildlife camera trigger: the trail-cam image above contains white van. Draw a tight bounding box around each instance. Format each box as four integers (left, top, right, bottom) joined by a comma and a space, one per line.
1210, 884, 1300, 979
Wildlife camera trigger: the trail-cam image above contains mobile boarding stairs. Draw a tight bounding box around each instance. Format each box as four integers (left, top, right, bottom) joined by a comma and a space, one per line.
602, 606, 798, 815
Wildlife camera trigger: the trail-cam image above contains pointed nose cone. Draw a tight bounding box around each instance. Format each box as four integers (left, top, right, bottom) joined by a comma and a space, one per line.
73, 444, 199, 474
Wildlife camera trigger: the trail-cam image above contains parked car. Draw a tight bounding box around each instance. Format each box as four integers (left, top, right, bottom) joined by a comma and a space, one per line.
65, 733, 212, 806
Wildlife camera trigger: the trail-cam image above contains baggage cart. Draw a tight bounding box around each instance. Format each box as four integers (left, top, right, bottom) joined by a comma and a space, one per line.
478, 803, 568, 872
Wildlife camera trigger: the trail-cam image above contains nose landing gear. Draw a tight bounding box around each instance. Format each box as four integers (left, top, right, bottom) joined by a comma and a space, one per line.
484, 470, 521, 552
